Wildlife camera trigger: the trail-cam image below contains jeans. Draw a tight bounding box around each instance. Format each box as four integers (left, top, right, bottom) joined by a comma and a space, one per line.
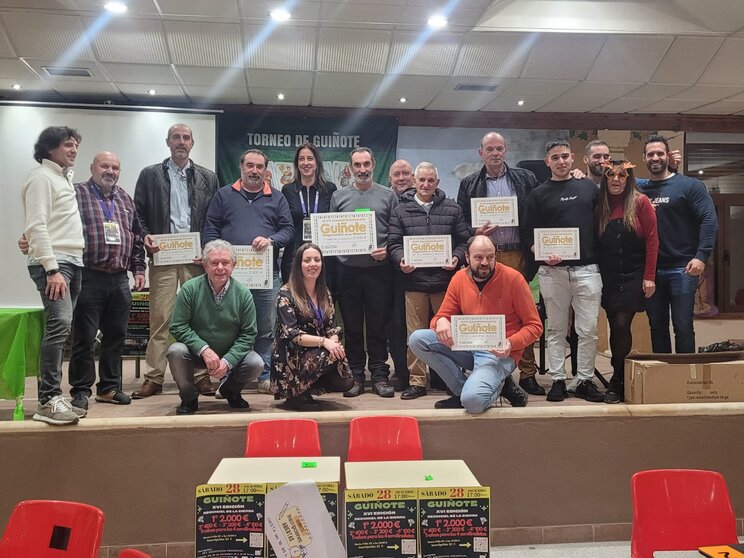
167, 342, 263, 402
69, 270, 132, 397
251, 271, 281, 381
646, 267, 698, 353
409, 329, 516, 415
537, 264, 602, 384
28, 263, 82, 403
388, 270, 409, 383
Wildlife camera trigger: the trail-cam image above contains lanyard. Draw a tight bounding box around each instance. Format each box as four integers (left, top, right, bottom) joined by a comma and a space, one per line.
91, 183, 115, 221
308, 297, 324, 324
298, 186, 319, 217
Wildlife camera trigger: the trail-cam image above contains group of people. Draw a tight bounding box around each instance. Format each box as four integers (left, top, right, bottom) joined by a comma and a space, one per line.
20, 123, 717, 425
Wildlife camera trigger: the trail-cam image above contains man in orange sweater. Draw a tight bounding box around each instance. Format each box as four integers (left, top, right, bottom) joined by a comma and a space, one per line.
408, 235, 543, 413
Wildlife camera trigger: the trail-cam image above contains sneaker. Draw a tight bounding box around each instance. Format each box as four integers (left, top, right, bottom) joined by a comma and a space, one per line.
604, 379, 624, 404
434, 395, 463, 409
546, 380, 567, 402
574, 379, 604, 403
95, 390, 132, 405
71, 394, 89, 411
501, 376, 528, 407
33, 395, 79, 426
372, 381, 394, 398
343, 381, 365, 397
519, 376, 546, 396
257, 379, 272, 394
400, 385, 427, 400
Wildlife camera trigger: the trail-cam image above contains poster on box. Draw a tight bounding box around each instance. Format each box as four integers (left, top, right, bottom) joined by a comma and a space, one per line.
345, 488, 418, 558
419, 487, 490, 558
122, 291, 149, 356
195, 483, 266, 557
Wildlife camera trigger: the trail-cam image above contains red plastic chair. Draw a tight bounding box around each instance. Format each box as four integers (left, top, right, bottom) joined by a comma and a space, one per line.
118, 550, 151, 557
245, 419, 321, 457
0, 500, 104, 558
347, 416, 422, 462
631, 469, 738, 558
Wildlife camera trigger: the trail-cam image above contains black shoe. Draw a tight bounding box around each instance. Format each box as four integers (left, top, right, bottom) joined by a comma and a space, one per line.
71, 394, 89, 411
401, 385, 427, 400
434, 395, 463, 409
604, 379, 624, 404
343, 381, 365, 397
176, 399, 198, 415
284, 392, 321, 411
393, 379, 410, 392
574, 379, 604, 403
501, 376, 528, 407
372, 381, 394, 398
219, 383, 250, 409
546, 380, 567, 402
519, 376, 546, 396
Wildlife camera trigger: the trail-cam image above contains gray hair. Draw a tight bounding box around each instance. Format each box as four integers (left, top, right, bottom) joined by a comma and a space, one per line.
202, 239, 237, 263
414, 161, 439, 180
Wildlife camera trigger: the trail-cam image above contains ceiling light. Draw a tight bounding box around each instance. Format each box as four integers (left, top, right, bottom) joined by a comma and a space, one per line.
11, 83, 21, 90
270, 8, 291, 22
698, 170, 704, 175
104, 1, 128, 14
148, 89, 156, 95
427, 14, 447, 29
277, 92, 285, 100
399, 97, 407, 104
517, 99, 525, 106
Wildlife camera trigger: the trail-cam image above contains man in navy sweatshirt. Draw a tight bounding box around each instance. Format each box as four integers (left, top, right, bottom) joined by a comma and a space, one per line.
637, 135, 718, 353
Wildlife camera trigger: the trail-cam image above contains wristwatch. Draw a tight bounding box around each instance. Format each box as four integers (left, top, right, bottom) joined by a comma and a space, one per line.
46, 269, 60, 276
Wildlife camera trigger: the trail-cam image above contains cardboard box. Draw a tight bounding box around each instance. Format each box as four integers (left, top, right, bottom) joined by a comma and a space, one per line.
625, 351, 744, 404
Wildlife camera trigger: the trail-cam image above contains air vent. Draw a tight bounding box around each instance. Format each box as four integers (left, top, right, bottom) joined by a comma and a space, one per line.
454, 83, 498, 92
42, 66, 94, 78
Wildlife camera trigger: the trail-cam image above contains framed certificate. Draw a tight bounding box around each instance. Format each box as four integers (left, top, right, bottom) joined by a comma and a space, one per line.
403, 235, 452, 268
470, 196, 519, 228
451, 315, 506, 351
231, 245, 273, 289
533, 228, 580, 261
310, 211, 377, 256
152, 232, 201, 266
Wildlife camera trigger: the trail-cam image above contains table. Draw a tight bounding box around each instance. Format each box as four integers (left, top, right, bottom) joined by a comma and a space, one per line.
209, 456, 340, 484
345, 459, 480, 489
0, 308, 44, 420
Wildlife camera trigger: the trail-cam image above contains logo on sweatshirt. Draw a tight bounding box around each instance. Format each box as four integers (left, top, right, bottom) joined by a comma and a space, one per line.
560, 196, 577, 201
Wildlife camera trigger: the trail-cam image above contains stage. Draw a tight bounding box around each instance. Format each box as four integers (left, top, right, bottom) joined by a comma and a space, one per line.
1, 357, 744, 556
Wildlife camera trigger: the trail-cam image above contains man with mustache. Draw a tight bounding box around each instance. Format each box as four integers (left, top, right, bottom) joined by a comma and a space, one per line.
202, 149, 294, 393
330, 147, 399, 398
408, 235, 542, 413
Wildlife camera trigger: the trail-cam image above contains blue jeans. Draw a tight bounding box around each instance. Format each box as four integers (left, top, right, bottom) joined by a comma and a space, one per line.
409, 329, 516, 415
251, 271, 281, 381
646, 267, 698, 353
28, 263, 82, 403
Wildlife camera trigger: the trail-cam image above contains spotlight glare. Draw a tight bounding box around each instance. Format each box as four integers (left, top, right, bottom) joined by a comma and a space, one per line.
698, 170, 704, 175
399, 97, 407, 104
270, 8, 291, 22
148, 89, 156, 95
104, 1, 128, 14
517, 99, 525, 106
427, 14, 447, 29
277, 92, 285, 100
11, 83, 21, 90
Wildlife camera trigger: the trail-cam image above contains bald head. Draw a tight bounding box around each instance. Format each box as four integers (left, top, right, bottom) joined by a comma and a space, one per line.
90, 151, 121, 193
479, 132, 508, 176
389, 159, 414, 194
466, 235, 497, 282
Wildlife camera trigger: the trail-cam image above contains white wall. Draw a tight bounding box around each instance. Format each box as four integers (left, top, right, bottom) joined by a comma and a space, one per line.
1, 105, 216, 308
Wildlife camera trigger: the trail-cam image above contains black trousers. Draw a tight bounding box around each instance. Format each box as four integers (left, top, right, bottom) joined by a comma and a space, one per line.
69, 270, 132, 397
337, 263, 392, 383
388, 269, 409, 383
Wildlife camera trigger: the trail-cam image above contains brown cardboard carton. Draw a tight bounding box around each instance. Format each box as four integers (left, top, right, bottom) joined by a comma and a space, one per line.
624, 351, 744, 404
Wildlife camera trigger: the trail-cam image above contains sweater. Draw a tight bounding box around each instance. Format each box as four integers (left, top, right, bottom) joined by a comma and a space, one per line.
329, 182, 398, 267
431, 265, 543, 363
636, 174, 718, 268
22, 159, 85, 271
169, 274, 257, 368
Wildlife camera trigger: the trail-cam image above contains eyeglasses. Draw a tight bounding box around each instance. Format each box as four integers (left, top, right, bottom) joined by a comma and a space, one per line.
605, 169, 628, 178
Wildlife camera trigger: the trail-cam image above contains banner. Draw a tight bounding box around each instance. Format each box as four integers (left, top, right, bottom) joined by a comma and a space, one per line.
217, 115, 399, 189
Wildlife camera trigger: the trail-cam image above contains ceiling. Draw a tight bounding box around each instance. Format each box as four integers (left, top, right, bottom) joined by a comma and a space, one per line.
2, 0, 744, 115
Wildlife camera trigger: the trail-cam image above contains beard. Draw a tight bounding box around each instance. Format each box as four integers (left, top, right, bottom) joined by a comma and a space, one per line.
470, 264, 494, 282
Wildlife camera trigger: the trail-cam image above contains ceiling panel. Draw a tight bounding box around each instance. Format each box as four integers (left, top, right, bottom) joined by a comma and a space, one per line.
72, 0, 159, 15
650, 36, 723, 84
321, 2, 404, 24
88, 17, 169, 64
246, 68, 313, 89
454, 32, 532, 78
668, 85, 743, 101
102, 62, 179, 84
243, 25, 316, 71
2, 12, 94, 59
586, 36, 674, 83
118, 83, 186, 98
0, 58, 37, 80
670, 0, 744, 33
685, 100, 744, 114
0, 22, 14, 57
426, 90, 501, 111
521, 34, 606, 80
249, 86, 312, 106
699, 38, 744, 85
481, 95, 556, 112
175, 65, 246, 87
314, 71, 382, 91
317, 28, 391, 73
538, 95, 619, 113
632, 98, 707, 113
165, 22, 241, 67
592, 97, 657, 113
311, 87, 376, 108
399, 6, 486, 28
49, 80, 121, 95
184, 84, 249, 103
22, 58, 109, 81
370, 75, 448, 108
238, 0, 321, 23
386, 32, 460, 76
499, 78, 577, 97
158, 0, 239, 19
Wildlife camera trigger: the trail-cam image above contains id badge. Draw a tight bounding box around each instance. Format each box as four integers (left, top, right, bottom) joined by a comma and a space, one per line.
103, 221, 122, 245
302, 218, 312, 241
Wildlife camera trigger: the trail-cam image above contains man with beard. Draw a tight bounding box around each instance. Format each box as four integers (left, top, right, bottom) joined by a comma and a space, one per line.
637, 134, 717, 353
330, 147, 398, 398
583, 140, 611, 187
408, 235, 542, 413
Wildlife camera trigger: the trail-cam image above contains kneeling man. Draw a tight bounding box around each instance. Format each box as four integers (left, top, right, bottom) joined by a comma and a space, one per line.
167, 240, 263, 414
409, 235, 543, 414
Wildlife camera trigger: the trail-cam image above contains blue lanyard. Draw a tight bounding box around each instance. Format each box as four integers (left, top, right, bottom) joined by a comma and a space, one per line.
298, 186, 319, 217
308, 297, 324, 324
91, 183, 115, 221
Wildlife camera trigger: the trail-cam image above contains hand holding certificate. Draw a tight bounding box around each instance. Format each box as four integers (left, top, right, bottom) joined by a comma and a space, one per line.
451, 315, 506, 351
152, 232, 201, 266
403, 235, 452, 268
310, 212, 377, 256
232, 245, 273, 289
470, 196, 519, 228
533, 228, 580, 261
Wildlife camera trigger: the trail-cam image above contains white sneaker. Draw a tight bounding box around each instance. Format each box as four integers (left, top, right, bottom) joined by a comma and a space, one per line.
257, 380, 272, 394
33, 395, 80, 426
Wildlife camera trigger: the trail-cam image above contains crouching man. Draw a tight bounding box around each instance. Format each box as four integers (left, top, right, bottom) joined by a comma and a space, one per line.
167, 240, 263, 414
409, 235, 543, 414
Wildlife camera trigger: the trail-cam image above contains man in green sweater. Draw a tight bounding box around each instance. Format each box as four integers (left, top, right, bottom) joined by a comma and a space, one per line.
167, 240, 262, 414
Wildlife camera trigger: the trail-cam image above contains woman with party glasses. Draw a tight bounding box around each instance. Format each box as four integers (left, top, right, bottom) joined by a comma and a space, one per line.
597, 160, 658, 403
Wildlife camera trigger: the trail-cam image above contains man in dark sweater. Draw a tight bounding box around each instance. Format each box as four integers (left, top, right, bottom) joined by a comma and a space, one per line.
523, 139, 603, 403
637, 135, 718, 353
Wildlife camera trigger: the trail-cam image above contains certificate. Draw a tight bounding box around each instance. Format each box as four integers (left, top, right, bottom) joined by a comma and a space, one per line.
533, 228, 580, 261
232, 245, 273, 289
403, 235, 452, 268
310, 211, 377, 256
470, 196, 519, 228
451, 315, 506, 351
152, 232, 201, 266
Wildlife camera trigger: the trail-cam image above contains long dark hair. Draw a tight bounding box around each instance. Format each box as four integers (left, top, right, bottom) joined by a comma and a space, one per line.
597, 162, 641, 235
293, 142, 330, 192
286, 242, 334, 320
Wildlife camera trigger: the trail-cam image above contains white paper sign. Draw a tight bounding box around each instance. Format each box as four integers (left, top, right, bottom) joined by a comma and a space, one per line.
231, 245, 273, 289
310, 211, 377, 256
470, 196, 519, 228
152, 232, 201, 266
265, 481, 345, 558
403, 235, 452, 268
533, 228, 580, 261
451, 314, 506, 351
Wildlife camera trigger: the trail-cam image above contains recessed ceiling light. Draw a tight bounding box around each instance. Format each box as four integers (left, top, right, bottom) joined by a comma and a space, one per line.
517, 99, 525, 106
427, 14, 447, 29
399, 97, 407, 104
270, 8, 291, 22
148, 89, 156, 95
104, 1, 127, 14
698, 170, 704, 175
277, 92, 285, 100
11, 83, 21, 90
